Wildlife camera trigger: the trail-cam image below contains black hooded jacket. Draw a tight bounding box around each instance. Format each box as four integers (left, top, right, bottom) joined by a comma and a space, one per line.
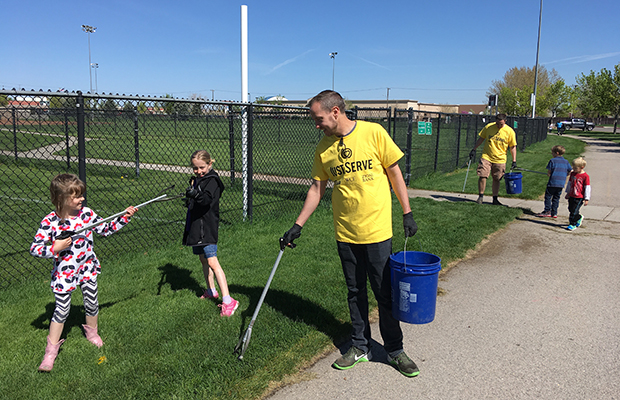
183, 169, 225, 246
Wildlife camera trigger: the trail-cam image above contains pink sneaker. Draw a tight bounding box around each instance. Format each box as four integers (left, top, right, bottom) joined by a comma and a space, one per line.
200, 289, 219, 299
218, 299, 239, 317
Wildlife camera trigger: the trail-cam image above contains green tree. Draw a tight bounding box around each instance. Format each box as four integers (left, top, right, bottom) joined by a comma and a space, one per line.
576, 69, 606, 119
544, 80, 573, 118
137, 102, 147, 114
49, 96, 76, 109
0, 95, 8, 107
123, 101, 135, 112
191, 102, 203, 116
498, 86, 534, 116
101, 98, 117, 111
489, 65, 562, 116
597, 65, 620, 133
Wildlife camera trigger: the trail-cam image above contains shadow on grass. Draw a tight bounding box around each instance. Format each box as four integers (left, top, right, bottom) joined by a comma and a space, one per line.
228, 283, 351, 346
156, 263, 203, 297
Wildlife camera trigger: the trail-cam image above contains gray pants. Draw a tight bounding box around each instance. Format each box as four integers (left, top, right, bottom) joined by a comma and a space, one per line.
337, 238, 404, 357
52, 278, 99, 324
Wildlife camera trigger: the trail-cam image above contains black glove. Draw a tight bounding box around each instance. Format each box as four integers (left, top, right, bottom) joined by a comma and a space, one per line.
185, 186, 199, 199
469, 148, 477, 160
280, 223, 302, 250
403, 212, 418, 237
511, 161, 517, 170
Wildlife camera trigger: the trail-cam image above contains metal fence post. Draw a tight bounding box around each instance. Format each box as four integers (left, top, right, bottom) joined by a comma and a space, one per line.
134, 106, 140, 178
456, 114, 462, 168
405, 108, 413, 186
228, 105, 235, 187
76, 91, 87, 205
12, 107, 17, 161
64, 110, 70, 169
434, 115, 441, 172
246, 104, 254, 222
387, 107, 392, 138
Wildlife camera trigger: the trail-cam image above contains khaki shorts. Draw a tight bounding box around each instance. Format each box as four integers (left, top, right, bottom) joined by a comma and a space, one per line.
477, 158, 505, 180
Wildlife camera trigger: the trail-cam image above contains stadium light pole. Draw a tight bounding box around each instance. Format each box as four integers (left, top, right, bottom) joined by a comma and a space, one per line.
531, 0, 542, 118
92, 63, 99, 92
329, 52, 338, 90
82, 25, 97, 93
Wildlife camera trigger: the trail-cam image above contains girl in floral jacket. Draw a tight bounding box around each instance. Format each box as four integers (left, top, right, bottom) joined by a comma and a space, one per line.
30, 174, 136, 372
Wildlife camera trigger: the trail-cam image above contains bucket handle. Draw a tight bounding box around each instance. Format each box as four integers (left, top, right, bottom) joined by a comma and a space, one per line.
403, 235, 424, 269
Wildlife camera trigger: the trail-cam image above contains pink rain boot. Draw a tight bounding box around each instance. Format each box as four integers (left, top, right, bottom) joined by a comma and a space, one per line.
82, 324, 103, 348
38, 336, 65, 372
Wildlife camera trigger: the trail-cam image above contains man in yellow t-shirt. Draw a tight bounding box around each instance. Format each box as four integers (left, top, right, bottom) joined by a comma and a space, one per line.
469, 113, 517, 205
280, 90, 420, 378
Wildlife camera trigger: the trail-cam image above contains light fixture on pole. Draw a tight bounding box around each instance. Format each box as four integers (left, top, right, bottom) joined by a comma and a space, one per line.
81, 24, 97, 93
91, 63, 99, 93
329, 52, 338, 90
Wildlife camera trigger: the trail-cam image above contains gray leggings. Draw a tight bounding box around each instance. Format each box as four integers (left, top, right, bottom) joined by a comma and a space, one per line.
51, 279, 99, 324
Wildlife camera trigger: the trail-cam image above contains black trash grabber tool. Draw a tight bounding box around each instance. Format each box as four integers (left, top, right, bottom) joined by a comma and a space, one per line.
462, 157, 473, 192
514, 167, 547, 175
234, 245, 285, 360
55, 185, 181, 241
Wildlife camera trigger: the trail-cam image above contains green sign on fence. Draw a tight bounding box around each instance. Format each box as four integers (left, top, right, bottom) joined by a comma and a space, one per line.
417, 121, 432, 135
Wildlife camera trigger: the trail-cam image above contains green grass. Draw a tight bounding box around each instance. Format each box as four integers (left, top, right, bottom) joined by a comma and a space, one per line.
567, 130, 620, 145
410, 135, 587, 199
0, 197, 521, 400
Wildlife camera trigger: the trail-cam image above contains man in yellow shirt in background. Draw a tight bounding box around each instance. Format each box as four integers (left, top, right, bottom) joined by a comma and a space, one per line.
280, 90, 420, 377
469, 114, 517, 205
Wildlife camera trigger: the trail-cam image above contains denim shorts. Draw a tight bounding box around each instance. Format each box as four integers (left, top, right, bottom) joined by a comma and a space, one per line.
192, 244, 217, 258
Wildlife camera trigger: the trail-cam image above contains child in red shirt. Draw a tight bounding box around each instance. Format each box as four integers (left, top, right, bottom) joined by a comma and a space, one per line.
565, 157, 590, 231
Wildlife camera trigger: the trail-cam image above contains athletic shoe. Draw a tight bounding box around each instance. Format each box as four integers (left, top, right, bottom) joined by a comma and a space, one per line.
387, 351, 420, 377
219, 299, 239, 317
576, 216, 584, 227
535, 212, 551, 217
332, 346, 370, 370
476, 196, 483, 205
200, 289, 219, 299
492, 199, 503, 206
566, 225, 577, 231
551, 215, 558, 219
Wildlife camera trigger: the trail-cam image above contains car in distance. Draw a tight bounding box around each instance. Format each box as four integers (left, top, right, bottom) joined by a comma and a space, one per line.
559, 118, 595, 131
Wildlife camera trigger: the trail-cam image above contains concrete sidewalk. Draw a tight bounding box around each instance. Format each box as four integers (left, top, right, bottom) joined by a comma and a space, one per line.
268, 136, 620, 400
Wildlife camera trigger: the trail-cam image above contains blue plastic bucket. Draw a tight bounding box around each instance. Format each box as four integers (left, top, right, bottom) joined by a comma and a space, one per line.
389, 251, 441, 324
504, 172, 522, 194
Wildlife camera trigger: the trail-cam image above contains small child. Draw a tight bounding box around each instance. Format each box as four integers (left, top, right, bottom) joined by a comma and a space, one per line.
183, 150, 238, 317
565, 157, 591, 231
30, 174, 137, 372
536, 145, 572, 218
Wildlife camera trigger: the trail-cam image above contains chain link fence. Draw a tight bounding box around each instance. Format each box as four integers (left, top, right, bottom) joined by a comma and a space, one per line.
1, 89, 547, 288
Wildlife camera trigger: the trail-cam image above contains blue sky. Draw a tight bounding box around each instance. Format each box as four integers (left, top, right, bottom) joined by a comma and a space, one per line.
2, 0, 619, 104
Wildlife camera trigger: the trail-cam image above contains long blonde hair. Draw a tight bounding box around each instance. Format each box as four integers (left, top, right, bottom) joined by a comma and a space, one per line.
50, 174, 85, 219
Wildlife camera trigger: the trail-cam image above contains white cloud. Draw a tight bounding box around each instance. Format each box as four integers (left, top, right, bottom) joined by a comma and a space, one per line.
266, 50, 314, 74
544, 52, 620, 65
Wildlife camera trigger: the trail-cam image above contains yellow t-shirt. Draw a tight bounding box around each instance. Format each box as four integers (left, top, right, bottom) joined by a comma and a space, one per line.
311, 121, 404, 244
479, 122, 517, 164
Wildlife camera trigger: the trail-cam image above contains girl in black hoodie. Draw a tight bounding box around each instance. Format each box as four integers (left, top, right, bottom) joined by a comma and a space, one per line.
183, 150, 238, 316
